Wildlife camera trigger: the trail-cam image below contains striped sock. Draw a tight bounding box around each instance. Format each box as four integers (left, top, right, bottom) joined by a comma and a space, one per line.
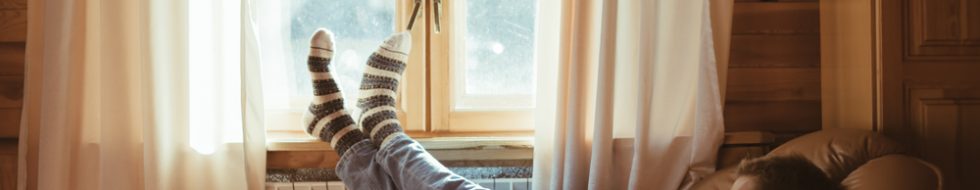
358, 32, 412, 147
302, 28, 367, 156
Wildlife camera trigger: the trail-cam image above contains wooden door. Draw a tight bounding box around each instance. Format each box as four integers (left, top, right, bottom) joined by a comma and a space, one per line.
879, 0, 980, 189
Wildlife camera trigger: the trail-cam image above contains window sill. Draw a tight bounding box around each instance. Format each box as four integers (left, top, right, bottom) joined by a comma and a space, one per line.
265, 130, 772, 169
266, 130, 534, 169
266, 130, 534, 151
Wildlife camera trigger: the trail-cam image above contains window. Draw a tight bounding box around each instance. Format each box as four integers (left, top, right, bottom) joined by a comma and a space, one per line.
430, 0, 538, 132
261, 0, 409, 134
260, 0, 548, 139
287, 0, 396, 117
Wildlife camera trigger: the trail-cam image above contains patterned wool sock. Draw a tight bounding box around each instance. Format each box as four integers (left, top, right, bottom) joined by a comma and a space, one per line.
302, 28, 367, 156
358, 32, 412, 147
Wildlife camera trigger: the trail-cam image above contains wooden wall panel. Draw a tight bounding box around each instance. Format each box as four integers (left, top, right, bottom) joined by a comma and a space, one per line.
0, 0, 26, 10
0, 73, 20, 139
724, 100, 821, 133
906, 0, 980, 60
0, 10, 25, 42
0, 0, 23, 188
0, 76, 21, 109
733, 2, 819, 35
730, 35, 820, 68
0, 42, 23, 76
726, 1, 821, 138
0, 139, 14, 190
0, 109, 16, 138
726, 68, 820, 101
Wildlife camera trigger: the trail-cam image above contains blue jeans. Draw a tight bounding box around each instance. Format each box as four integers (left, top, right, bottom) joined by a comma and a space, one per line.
336, 133, 488, 190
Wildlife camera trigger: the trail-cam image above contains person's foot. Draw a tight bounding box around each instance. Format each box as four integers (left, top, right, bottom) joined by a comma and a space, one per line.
301, 28, 367, 156
358, 32, 411, 147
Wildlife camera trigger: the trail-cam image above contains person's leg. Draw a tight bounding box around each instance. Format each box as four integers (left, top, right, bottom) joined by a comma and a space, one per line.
357, 32, 410, 147
358, 32, 486, 190
301, 29, 396, 190
336, 140, 399, 190
377, 134, 487, 190
302, 29, 365, 156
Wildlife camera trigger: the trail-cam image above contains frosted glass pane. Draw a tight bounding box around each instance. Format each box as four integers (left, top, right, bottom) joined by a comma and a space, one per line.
288, 0, 395, 112
463, 0, 537, 95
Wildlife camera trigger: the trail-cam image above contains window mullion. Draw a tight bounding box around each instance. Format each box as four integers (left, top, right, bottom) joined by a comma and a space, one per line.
427, 0, 454, 133
399, 0, 429, 132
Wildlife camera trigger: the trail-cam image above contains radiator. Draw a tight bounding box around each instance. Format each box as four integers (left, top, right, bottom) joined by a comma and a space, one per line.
266, 181, 345, 190
266, 178, 531, 190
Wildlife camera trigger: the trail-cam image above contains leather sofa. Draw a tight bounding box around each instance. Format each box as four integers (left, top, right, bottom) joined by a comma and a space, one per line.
691, 128, 943, 190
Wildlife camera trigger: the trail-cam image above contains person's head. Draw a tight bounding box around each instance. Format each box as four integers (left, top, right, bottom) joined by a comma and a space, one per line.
731, 154, 839, 190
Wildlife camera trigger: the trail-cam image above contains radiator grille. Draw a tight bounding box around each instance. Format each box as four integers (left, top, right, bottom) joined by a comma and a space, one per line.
266, 178, 531, 190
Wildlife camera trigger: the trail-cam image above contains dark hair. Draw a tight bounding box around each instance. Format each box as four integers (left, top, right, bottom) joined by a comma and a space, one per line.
735, 155, 840, 190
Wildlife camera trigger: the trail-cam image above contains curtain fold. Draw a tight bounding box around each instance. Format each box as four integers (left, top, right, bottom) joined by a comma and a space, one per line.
533, 0, 733, 189
19, 0, 265, 189
242, 0, 268, 188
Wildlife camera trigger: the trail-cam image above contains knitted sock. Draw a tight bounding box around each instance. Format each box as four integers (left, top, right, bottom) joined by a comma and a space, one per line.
358, 32, 412, 147
302, 28, 367, 156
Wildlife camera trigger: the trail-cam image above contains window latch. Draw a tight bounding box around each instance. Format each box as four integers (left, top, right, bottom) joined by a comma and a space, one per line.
407, 0, 423, 30
433, 0, 442, 33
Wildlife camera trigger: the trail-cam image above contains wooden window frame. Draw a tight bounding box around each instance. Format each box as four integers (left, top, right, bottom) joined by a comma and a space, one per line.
268, 0, 539, 144
426, 0, 535, 134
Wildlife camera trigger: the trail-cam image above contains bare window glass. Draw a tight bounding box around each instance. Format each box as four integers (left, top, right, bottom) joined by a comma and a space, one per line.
456, 0, 538, 109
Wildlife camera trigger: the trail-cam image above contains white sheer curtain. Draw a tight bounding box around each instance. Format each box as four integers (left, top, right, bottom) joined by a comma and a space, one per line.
532, 0, 733, 189
18, 0, 266, 189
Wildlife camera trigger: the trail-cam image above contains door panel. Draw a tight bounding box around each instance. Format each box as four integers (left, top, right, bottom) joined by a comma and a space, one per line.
906, 0, 980, 60
881, 0, 980, 189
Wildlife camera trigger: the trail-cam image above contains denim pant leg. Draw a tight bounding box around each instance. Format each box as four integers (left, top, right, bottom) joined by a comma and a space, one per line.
375, 133, 488, 190
336, 139, 399, 190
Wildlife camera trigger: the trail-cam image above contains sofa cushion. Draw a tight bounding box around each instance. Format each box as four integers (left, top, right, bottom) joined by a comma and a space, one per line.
767, 128, 906, 182
841, 154, 942, 190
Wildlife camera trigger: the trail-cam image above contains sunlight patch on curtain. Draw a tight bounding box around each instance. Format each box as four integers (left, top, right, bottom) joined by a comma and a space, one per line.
188, 0, 242, 155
